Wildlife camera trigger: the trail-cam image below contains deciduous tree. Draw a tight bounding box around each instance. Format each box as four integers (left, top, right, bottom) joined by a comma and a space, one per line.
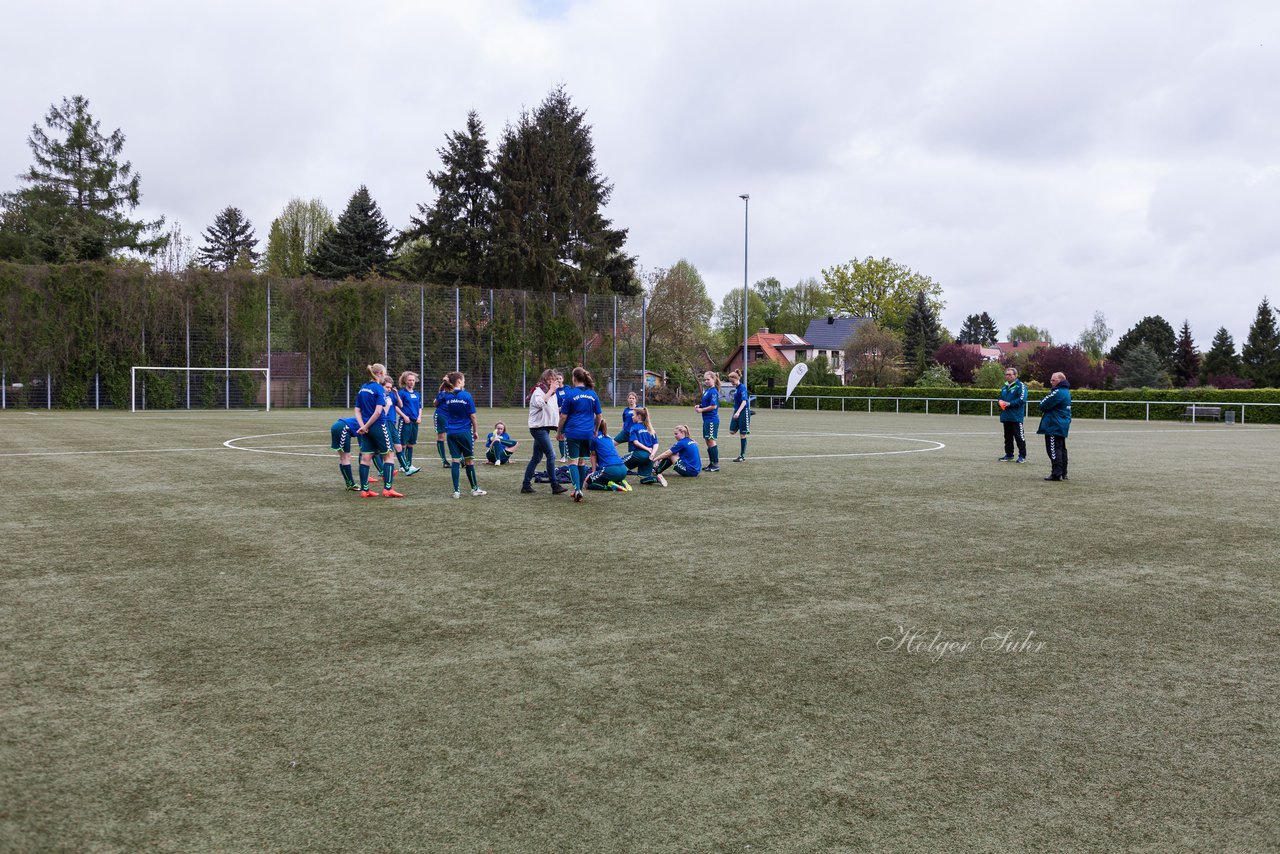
265, 198, 334, 278
644, 260, 713, 367
1109, 316, 1176, 371
844, 320, 903, 387
820, 256, 944, 331
1076, 311, 1112, 360
1007, 323, 1053, 345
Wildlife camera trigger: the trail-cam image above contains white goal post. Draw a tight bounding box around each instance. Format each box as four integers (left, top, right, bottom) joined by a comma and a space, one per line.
130, 366, 272, 412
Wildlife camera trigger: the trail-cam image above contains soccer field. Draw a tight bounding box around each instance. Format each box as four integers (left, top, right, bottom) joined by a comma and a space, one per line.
2, 407, 1277, 852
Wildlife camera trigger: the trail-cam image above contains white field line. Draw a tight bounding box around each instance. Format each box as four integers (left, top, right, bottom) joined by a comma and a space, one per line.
0, 446, 229, 458
223, 431, 331, 458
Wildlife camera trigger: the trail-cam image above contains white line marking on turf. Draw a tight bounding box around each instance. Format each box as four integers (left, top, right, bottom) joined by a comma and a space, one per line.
747, 434, 945, 460
0, 446, 228, 458
224, 431, 331, 457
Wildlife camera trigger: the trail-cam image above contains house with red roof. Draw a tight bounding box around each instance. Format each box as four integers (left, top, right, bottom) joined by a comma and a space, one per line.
721, 329, 811, 374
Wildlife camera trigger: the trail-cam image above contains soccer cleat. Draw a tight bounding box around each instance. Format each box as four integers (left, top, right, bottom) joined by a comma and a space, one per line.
403, 465, 422, 477
706, 465, 720, 472
1016, 457, 1026, 464
998, 455, 1015, 462
346, 483, 360, 490
381, 488, 404, 498
452, 491, 462, 499
471, 488, 487, 496
572, 490, 583, 502
618, 480, 633, 492
360, 489, 379, 498
443, 461, 451, 469
656, 474, 668, 487
732, 456, 745, 462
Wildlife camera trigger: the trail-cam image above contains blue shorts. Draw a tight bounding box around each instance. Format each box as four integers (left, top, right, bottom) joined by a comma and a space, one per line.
358, 422, 393, 456
447, 432, 475, 460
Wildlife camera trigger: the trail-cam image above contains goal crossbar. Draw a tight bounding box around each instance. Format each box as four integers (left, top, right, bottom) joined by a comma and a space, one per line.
130, 366, 271, 412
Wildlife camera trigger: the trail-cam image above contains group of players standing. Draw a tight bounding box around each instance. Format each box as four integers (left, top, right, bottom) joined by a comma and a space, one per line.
329, 363, 753, 501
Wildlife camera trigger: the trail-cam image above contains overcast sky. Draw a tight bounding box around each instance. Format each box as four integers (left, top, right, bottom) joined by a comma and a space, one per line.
3, 0, 1277, 346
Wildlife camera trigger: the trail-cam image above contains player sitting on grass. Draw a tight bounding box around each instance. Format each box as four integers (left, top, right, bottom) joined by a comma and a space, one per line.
588, 419, 631, 491
485, 422, 519, 465
651, 424, 702, 480
330, 416, 361, 490
623, 407, 663, 486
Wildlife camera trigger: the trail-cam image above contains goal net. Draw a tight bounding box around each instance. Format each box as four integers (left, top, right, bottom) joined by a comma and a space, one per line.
130, 366, 272, 412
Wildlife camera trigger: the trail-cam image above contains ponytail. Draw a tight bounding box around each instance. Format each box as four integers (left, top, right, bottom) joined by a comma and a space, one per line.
572, 366, 594, 390
367, 363, 386, 380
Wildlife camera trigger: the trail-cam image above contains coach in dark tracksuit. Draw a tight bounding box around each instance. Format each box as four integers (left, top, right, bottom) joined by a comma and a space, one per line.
1036, 372, 1072, 481
997, 367, 1028, 462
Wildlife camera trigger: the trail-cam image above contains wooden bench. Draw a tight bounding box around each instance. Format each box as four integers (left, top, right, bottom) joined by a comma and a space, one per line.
1183, 405, 1222, 421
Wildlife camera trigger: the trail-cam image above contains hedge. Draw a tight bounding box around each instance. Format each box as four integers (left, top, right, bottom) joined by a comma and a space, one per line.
749, 384, 1280, 424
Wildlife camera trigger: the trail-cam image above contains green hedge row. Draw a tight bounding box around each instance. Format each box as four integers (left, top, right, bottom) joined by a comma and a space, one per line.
751, 384, 1280, 424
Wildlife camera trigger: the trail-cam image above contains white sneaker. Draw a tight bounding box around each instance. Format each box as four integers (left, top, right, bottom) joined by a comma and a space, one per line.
452, 491, 461, 499
656, 474, 667, 487
471, 488, 487, 496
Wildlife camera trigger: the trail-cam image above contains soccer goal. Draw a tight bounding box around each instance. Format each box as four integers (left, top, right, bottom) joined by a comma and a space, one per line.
130, 366, 271, 412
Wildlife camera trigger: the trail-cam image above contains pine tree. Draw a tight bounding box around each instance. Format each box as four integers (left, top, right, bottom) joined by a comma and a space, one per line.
399, 111, 495, 285
957, 314, 981, 345
1172, 320, 1200, 387
901, 290, 942, 381
307, 186, 392, 280
197, 206, 259, 270
491, 86, 636, 295
0, 95, 164, 262
1199, 327, 1241, 383
978, 312, 999, 346
1241, 297, 1280, 387
1117, 341, 1171, 388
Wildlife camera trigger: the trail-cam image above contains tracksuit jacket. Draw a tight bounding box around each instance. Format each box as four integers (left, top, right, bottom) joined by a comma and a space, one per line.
1036, 382, 1073, 437
998, 380, 1028, 422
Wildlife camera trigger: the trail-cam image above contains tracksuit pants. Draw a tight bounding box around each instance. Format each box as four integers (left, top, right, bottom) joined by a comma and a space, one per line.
1003, 421, 1027, 457
1044, 435, 1068, 479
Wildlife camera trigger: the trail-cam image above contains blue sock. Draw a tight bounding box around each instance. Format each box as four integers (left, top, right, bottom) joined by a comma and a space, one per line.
568, 464, 581, 490
451, 462, 461, 492
359, 464, 370, 488
340, 464, 353, 487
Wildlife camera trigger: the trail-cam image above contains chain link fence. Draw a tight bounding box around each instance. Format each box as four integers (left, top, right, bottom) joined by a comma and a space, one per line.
0, 266, 650, 410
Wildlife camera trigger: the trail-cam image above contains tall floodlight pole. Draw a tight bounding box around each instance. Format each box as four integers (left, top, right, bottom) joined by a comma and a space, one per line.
739, 194, 750, 392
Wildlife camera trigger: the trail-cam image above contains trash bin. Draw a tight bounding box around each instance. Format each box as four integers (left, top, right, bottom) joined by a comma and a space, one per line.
1225, 410, 1236, 424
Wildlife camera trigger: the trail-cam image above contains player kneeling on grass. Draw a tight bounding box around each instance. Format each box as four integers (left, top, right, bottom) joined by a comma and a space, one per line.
437, 371, 486, 498
355, 363, 402, 498
651, 424, 702, 480
623, 407, 663, 486
330, 416, 361, 490
485, 422, 519, 465
588, 419, 631, 491
613, 391, 638, 444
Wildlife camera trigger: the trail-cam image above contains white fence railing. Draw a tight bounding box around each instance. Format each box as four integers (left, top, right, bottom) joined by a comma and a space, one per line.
754, 394, 1280, 424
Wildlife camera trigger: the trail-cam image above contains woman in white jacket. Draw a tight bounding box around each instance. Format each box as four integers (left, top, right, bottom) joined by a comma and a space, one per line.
522, 369, 567, 494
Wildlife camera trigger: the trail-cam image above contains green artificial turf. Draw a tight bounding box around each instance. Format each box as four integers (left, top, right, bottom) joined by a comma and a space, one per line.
1, 407, 1277, 852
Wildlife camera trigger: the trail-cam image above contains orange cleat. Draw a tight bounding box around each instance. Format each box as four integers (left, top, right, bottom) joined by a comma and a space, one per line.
382, 488, 404, 498
360, 489, 379, 498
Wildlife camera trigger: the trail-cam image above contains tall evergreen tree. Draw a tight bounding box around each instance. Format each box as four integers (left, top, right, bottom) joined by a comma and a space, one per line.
0, 95, 164, 262
307, 186, 392, 280
1241, 297, 1280, 387
1108, 316, 1176, 371
491, 86, 636, 295
902, 290, 942, 381
1116, 341, 1171, 388
957, 314, 982, 345
399, 111, 496, 285
957, 312, 997, 346
197, 206, 259, 270
265, 198, 333, 278
1199, 326, 1241, 382
1172, 320, 1200, 387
